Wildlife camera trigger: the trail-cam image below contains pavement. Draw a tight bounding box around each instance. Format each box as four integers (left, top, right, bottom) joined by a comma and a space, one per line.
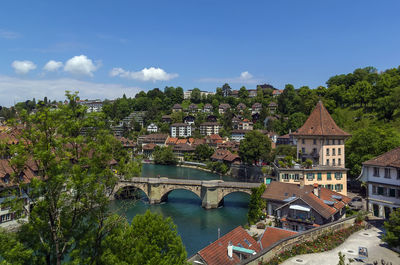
281, 226, 400, 265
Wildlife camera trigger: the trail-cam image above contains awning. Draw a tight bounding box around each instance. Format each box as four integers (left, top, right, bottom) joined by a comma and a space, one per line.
289, 204, 311, 212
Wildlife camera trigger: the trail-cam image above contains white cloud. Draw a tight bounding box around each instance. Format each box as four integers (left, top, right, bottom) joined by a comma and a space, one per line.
110, 67, 178, 82
11, 60, 37, 74
64, 55, 99, 76
0, 75, 141, 106
43, 60, 63, 72
0, 29, 20, 39
198, 71, 260, 84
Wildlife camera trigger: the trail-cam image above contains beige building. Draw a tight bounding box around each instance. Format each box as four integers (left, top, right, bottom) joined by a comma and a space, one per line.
275, 101, 350, 195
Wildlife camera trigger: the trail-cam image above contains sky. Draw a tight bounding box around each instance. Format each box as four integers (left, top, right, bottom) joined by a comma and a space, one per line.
0, 0, 399, 106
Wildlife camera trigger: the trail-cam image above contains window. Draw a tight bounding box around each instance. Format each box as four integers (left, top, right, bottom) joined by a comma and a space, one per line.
377, 187, 384, 196
326, 148, 330, 156
335, 184, 343, 192
302, 139, 305, 144
301, 147, 305, 153
332, 139, 336, 145
307, 173, 314, 181
332, 159, 336, 166
327, 172, 332, 180
338, 148, 341, 155
372, 185, 377, 194
397, 190, 400, 198
389, 189, 396, 197
338, 158, 341, 166
326, 159, 330, 165
326, 139, 330, 145
335, 172, 342, 180
332, 148, 336, 156
385, 168, 391, 179
373, 167, 379, 177
312, 148, 317, 154
317, 173, 322, 181
293, 174, 300, 181
282, 174, 289, 181
326, 184, 332, 190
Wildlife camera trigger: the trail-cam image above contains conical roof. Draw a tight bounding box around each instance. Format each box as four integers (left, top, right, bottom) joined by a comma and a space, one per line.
292, 101, 350, 137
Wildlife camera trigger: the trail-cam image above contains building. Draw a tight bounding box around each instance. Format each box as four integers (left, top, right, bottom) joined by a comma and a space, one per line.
248, 89, 257, 98
218, 103, 231, 115
203, 103, 213, 113
251, 102, 262, 115
172, 104, 183, 112
236, 103, 247, 112
206, 115, 217, 122
170, 123, 192, 138
205, 134, 223, 147
211, 149, 240, 164
276, 133, 297, 146
188, 226, 260, 265
77, 99, 103, 112
138, 133, 168, 147
272, 89, 283, 97
188, 103, 199, 113
184, 89, 215, 100
273, 101, 351, 195
162, 115, 172, 123
258, 227, 297, 250
200, 122, 220, 136
173, 143, 195, 161
359, 146, 400, 218
142, 143, 157, 159
146, 123, 158, 133
122, 111, 147, 127
116, 136, 137, 157
268, 102, 278, 114
183, 115, 195, 125
238, 119, 253, 131
231, 129, 249, 142
262, 182, 351, 231
218, 141, 240, 153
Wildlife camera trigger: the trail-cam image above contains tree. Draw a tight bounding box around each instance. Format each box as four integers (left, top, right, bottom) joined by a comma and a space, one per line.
345, 126, 400, 178
382, 208, 400, 249
248, 184, 266, 224
153, 146, 177, 165
4, 92, 137, 265
238, 86, 249, 99
222, 83, 231, 97
100, 211, 187, 265
0, 229, 34, 265
190, 88, 201, 103
239, 131, 272, 165
195, 144, 214, 161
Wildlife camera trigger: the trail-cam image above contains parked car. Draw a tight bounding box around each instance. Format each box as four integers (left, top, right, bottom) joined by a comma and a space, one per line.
349, 196, 363, 210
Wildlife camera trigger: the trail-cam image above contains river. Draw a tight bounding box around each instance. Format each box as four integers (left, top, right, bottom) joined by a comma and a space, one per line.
109, 163, 250, 257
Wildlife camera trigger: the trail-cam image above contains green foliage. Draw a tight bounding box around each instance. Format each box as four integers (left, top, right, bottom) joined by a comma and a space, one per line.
248, 184, 266, 224
345, 125, 400, 178
195, 144, 214, 161
100, 211, 187, 265
383, 208, 400, 249
239, 131, 272, 165
0, 229, 34, 265
206, 161, 229, 174
190, 88, 201, 103
153, 146, 178, 165
337, 251, 354, 265
272, 144, 297, 159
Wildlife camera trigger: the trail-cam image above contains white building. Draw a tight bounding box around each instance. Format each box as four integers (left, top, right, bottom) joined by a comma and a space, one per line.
359, 146, 400, 219
77, 99, 103, 113
184, 89, 215, 100
170, 123, 192, 138
147, 123, 158, 133
199, 122, 220, 136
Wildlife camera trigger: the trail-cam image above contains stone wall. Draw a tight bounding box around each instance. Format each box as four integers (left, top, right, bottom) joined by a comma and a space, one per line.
239, 216, 357, 265
229, 164, 263, 182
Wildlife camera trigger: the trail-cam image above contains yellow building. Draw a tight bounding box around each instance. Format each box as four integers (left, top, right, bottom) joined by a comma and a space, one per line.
275, 101, 350, 195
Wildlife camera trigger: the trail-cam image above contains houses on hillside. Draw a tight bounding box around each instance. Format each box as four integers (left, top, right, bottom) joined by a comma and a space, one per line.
171, 123, 192, 138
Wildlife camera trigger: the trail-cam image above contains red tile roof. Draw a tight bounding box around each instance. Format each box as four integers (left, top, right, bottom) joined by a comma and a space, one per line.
166, 137, 178, 145
176, 139, 188, 145
197, 226, 260, 265
362, 146, 400, 168
292, 101, 350, 137
142, 143, 157, 150
259, 227, 297, 249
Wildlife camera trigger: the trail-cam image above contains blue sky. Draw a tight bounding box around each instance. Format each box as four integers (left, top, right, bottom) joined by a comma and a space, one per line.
0, 0, 399, 106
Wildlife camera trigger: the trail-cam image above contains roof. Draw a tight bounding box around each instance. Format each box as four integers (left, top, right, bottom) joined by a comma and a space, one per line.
192, 138, 206, 146
208, 134, 222, 140
204, 103, 213, 109
142, 143, 157, 150
171, 123, 190, 127
262, 182, 350, 219
142, 134, 168, 143
272, 89, 283, 95
219, 103, 231, 109
259, 227, 297, 249
173, 143, 195, 152
116, 136, 136, 147
166, 137, 178, 145
292, 101, 350, 137
0, 159, 37, 188
362, 146, 400, 168
176, 139, 188, 145
197, 226, 260, 265
172, 104, 182, 109
201, 122, 220, 126
189, 103, 198, 109
252, 102, 262, 108
268, 102, 278, 107
237, 103, 247, 109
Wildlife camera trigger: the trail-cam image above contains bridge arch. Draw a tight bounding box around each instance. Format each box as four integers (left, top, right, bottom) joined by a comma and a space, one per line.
217, 190, 252, 207
114, 183, 150, 200
159, 186, 202, 203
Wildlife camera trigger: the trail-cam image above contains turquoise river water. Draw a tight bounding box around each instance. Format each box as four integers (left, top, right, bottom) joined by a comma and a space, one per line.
109, 164, 250, 257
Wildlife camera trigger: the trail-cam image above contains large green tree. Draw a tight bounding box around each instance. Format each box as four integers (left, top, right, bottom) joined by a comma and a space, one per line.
153, 146, 177, 165
3, 92, 139, 265
239, 131, 272, 165
382, 208, 400, 249
247, 184, 266, 224
100, 211, 187, 265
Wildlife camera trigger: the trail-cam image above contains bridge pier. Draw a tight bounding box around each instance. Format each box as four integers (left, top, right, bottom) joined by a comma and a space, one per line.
201, 182, 220, 209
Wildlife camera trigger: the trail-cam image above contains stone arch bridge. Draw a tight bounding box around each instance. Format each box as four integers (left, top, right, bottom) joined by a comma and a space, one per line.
114, 177, 261, 209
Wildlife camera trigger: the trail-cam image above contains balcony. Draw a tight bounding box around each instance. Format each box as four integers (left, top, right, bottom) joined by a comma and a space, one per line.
285, 215, 314, 224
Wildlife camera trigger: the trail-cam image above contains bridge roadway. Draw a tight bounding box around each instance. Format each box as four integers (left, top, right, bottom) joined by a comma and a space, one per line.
114, 177, 261, 209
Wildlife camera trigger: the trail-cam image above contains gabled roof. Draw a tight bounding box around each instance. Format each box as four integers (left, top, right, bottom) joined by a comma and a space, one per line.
252, 102, 262, 109
292, 101, 350, 137
219, 103, 231, 109
172, 104, 182, 109
197, 226, 260, 265
142, 143, 157, 150
362, 146, 400, 168
259, 227, 297, 249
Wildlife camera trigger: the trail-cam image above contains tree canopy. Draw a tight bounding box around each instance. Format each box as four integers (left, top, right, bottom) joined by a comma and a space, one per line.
239, 131, 272, 165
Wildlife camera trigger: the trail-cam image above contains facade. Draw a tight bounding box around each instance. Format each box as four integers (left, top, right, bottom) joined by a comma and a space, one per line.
146, 123, 158, 133
138, 133, 168, 147
248, 89, 257, 98
122, 111, 146, 127
199, 122, 220, 136
231, 129, 249, 142
172, 104, 183, 112
184, 89, 215, 100
272, 89, 283, 97
274, 101, 351, 195
238, 119, 253, 131
77, 99, 103, 112
203, 103, 213, 113
170, 123, 192, 138
172, 143, 195, 161
268, 102, 278, 114
183, 115, 195, 125
218, 103, 231, 115
236, 103, 247, 112
161, 115, 172, 123
251, 102, 262, 115
262, 182, 350, 232
359, 147, 400, 218
188, 103, 199, 113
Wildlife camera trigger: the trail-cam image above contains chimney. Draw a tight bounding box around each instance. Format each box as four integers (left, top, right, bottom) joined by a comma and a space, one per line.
299, 178, 305, 188
227, 241, 233, 259
313, 183, 319, 197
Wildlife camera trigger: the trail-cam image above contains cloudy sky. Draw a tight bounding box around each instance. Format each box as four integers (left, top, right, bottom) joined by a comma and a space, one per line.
1, 0, 399, 106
